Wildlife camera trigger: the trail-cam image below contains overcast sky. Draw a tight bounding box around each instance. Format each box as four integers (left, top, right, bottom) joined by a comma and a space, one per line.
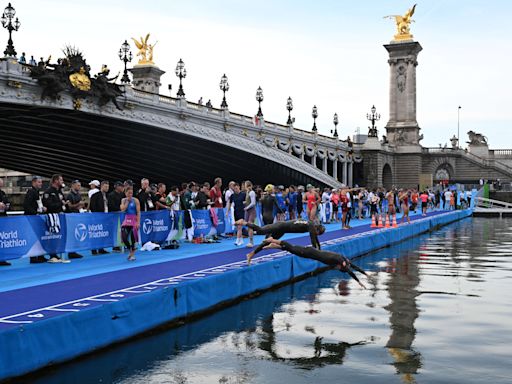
11, 0, 512, 148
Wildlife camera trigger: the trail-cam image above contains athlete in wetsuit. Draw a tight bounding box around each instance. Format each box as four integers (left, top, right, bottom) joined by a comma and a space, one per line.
236, 219, 326, 264
263, 237, 368, 288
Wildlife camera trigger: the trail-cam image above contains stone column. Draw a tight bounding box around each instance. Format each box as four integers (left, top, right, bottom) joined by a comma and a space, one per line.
343, 162, 348, 186
384, 41, 422, 147
333, 160, 338, 181
312, 154, 316, 167
129, 64, 166, 94
322, 157, 328, 173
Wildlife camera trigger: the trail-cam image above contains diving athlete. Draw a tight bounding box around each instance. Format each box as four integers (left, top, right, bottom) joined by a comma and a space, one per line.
235, 219, 326, 264
262, 237, 368, 289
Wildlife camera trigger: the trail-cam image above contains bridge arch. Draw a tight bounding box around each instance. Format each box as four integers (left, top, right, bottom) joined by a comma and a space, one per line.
434, 162, 455, 183
382, 163, 393, 189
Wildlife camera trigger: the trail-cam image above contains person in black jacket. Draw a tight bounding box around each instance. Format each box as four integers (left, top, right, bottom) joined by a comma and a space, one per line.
42, 174, 69, 263
0, 178, 10, 217
23, 176, 47, 264
136, 178, 156, 212
65, 180, 84, 259
89, 181, 110, 255
193, 183, 211, 209
0, 178, 11, 265
108, 181, 125, 252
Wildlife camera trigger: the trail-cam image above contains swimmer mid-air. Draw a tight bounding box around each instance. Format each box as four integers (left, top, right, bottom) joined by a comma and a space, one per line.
235, 219, 326, 265
262, 237, 368, 289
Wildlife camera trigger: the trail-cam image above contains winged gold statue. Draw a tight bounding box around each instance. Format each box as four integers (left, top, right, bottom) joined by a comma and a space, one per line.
384, 4, 417, 41
131, 33, 158, 65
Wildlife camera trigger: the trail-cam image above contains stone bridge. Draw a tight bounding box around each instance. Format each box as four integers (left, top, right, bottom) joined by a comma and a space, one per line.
0, 59, 359, 187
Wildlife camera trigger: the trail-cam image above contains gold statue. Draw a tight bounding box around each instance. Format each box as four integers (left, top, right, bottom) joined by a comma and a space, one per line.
69, 66, 91, 91
131, 33, 158, 65
385, 4, 417, 41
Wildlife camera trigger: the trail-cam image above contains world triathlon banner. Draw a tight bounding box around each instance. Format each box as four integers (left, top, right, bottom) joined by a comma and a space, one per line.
0, 208, 226, 261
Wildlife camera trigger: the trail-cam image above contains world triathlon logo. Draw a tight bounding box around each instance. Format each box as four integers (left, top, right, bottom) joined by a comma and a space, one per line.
74, 223, 88, 242
142, 218, 153, 235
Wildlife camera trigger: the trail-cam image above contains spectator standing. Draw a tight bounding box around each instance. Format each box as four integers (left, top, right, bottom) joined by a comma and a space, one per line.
65, 180, 85, 259
227, 183, 246, 246
0, 178, 10, 217
194, 183, 211, 209
42, 174, 70, 263
275, 185, 287, 222
108, 181, 125, 252
166, 186, 181, 210
296, 185, 304, 219
243, 181, 257, 247
444, 189, 452, 210
210, 177, 223, 209
331, 189, 340, 223
66, 180, 84, 213
155, 183, 169, 210
420, 190, 429, 216
23, 176, 47, 264
137, 178, 156, 212
88, 180, 100, 199
108, 181, 125, 213
89, 181, 110, 255
287, 185, 298, 220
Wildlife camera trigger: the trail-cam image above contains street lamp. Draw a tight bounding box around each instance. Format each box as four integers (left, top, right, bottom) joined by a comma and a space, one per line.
175, 58, 186, 98
312, 105, 318, 132
457, 105, 462, 148
366, 105, 380, 137
118, 40, 132, 84
286, 96, 293, 125
219, 74, 229, 109
256, 86, 263, 117
1, 3, 20, 57
331, 113, 339, 138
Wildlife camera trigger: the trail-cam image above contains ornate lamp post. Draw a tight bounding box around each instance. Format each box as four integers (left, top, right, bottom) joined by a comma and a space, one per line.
286, 97, 293, 125
312, 105, 318, 132
118, 40, 132, 84
1, 3, 20, 57
175, 58, 186, 98
366, 105, 380, 137
331, 113, 339, 138
220, 74, 229, 109
256, 86, 263, 117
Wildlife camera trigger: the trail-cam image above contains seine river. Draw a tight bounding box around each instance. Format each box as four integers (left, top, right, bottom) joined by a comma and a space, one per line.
31, 218, 512, 384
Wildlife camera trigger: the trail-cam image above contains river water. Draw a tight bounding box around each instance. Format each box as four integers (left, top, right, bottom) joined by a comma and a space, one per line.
31, 217, 512, 384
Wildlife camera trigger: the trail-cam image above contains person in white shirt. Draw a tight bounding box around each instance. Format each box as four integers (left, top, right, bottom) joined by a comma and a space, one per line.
444, 190, 452, 210
88, 180, 100, 199
224, 181, 236, 232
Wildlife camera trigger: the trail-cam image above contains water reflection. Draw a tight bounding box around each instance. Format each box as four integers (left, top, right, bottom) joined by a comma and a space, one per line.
384, 254, 422, 384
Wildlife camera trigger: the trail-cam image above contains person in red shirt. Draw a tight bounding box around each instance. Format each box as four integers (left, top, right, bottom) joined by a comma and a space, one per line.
340, 189, 349, 229
209, 177, 223, 208
411, 190, 419, 213
419, 190, 429, 216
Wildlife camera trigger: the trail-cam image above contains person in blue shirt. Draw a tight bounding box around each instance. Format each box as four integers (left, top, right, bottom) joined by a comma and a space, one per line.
275, 185, 287, 222
287, 185, 298, 220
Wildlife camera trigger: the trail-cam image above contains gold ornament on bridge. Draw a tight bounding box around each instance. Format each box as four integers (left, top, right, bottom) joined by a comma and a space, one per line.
69, 67, 91, 91
384, 4, 416, 41
131, 33, 158, 65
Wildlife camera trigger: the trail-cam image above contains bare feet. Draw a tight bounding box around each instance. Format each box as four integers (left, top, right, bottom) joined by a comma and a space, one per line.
246, 251, 255, 265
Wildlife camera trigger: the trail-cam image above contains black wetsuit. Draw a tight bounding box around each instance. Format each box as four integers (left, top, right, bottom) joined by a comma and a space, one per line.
278, 240, 367, 285
247, 219, 321, 256
260, 195, 276, 225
